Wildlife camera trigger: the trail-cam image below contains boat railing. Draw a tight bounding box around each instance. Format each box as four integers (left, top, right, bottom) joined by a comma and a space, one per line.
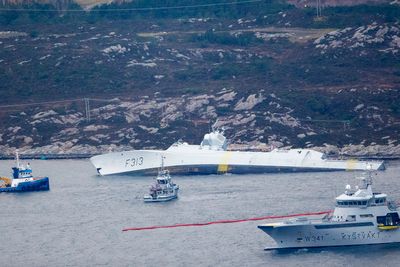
273, 149, 290, 153
284, 217, 324, 224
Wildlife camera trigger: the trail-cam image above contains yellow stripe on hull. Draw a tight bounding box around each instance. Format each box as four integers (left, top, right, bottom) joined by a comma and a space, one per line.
217, 152, 232, 173
378, 224, 400, 230
346, 159, 358, 171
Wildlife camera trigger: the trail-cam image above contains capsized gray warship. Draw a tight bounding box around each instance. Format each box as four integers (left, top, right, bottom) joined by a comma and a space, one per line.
90, 128, 384, 176
258, 167, 400, 250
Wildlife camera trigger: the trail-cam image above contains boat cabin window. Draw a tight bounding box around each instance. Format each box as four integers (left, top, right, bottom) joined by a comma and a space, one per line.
360, 214, 373, 218
336, 200, 368, 206
346, 215, 356, 222
375, 198, 386, 204
377, 213, 400, 226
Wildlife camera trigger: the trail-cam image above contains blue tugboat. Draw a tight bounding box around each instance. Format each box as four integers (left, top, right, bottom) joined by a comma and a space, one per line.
0, 152, 49, 192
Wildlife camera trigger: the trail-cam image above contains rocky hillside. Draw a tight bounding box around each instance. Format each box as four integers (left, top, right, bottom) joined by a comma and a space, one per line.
0, 0, 393, 9
0, 82, 399, 158
0, 3, 399, 158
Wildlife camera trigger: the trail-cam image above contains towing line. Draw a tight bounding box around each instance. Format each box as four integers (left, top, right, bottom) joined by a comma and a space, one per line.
122, 210, 332, 232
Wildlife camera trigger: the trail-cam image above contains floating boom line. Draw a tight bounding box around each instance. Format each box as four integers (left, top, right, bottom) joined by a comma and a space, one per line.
122, 210, 332, 232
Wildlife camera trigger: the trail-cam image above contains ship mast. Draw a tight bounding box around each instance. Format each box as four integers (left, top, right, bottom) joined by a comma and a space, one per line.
158, 155, 167, 173
15, 150, 20, 169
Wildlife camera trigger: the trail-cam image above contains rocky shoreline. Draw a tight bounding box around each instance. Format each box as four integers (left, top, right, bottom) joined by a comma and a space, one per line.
1, 143, 399, 160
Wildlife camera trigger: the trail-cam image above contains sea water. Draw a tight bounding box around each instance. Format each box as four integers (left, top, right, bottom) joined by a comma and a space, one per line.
1, 159, 400, 267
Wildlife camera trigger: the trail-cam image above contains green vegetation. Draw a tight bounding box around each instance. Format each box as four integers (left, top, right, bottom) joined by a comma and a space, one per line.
2, 1, 398, 28
182, 87, 203, 95
0, 0, 292, 25
211, 57, 272, 80
0, 3, 82, 25
92, 0, 292, 20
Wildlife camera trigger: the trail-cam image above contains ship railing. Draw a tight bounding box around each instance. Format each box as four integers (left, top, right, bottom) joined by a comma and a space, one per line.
284, 217, 324, 224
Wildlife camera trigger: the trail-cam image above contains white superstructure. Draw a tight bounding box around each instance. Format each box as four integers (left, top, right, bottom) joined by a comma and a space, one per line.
90, 129, 385, 176
258, 169, 400, 249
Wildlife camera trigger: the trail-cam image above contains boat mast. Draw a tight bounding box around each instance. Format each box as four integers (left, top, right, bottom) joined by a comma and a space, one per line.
212, 119, 218, 133
15, 150, 20, 169
160, 155, 166, 171
364, 163, 373, 187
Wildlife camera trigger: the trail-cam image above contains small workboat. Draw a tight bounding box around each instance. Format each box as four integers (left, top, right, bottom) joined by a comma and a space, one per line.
0, 152, 49, 192
258, 165, 400, 250
144, 157, 179, 202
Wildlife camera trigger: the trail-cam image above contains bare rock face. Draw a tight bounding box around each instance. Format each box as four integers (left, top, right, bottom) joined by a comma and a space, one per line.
0, 31, 27, 38
314, 23, 400, 55
84, 125, 109, 132
216, 91, 237, 102
0, 85, 397, 157
23, 136, 33, 145
185, 95, 211, 113
234, 94, 265, 111
340, 144, 400, 157
0, 84, 399, 159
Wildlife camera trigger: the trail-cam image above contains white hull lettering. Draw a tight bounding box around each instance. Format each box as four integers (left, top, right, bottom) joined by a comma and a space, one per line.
125, 157, 144, 168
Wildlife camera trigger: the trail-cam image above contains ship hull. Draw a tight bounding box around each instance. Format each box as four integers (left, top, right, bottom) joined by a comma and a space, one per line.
0, 177, 50, 192
143, 194, 178, 202
258, 222, 400, 250
90, 147, 385, 176
110, 165, 343, 176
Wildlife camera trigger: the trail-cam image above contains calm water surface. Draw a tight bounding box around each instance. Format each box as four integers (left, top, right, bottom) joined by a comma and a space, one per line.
1, 159, 400, 267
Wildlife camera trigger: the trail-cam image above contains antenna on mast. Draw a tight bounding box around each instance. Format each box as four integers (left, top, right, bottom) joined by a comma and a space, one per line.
212, 119, 219, 132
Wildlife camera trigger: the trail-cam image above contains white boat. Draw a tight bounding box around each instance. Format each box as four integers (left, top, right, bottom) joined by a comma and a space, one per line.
143, 168, 179, 202
258, 166, 400, 250
90, 128, 385, 176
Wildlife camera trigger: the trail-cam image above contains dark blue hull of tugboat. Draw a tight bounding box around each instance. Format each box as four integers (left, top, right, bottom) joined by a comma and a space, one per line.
0, 177, 50, 192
